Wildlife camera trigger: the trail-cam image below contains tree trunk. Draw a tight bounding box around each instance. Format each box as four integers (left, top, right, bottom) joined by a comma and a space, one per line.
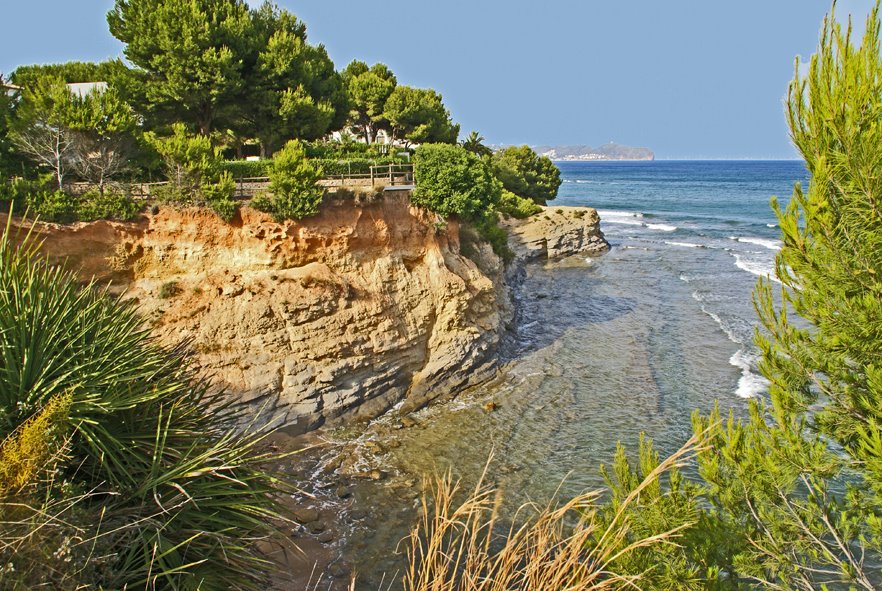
198, 104, 213, 137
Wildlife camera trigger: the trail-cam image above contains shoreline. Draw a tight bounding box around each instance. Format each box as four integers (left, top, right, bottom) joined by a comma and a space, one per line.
267, 208, 610, 587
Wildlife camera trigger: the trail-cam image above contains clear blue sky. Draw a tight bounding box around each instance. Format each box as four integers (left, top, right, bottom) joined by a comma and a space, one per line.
1, 1, 876, 158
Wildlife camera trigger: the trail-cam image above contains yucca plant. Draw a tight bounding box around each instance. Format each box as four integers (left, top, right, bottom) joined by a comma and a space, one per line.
0, 215, 289, 590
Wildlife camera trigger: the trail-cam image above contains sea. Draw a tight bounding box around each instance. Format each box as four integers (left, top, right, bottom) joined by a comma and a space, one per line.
298, 160, 811, 585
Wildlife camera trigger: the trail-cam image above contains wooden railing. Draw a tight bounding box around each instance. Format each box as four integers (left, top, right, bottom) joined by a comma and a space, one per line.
77, 164, 414, 200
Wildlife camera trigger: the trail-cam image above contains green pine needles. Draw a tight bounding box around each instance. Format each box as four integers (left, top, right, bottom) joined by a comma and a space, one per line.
253, 139, 325, 220
595, 4, 882, 589
0, 217, 288, 590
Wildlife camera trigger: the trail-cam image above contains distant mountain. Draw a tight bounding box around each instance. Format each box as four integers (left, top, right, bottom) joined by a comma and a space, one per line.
532, 143, 654, 161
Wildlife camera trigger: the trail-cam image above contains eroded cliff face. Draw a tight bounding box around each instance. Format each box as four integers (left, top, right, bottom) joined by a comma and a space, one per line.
2, 193, 606, 434
502, 206, 608, 261
4, 193, 504, 432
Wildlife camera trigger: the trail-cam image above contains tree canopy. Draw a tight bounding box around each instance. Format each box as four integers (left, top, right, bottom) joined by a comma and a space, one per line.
342, 60, 397, 144
491, 145, 561, 205
412, 143, 500, 221
384, 85, 459, 147
9, 76, 79, 189
239, 3, 346, 156
10, 60, 128, 88
0, 75, 18, 177
461, 131, 492, 158
108, 0, 254, 136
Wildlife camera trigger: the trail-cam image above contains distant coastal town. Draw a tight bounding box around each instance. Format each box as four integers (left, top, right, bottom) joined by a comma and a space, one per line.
532, 142, 654, 161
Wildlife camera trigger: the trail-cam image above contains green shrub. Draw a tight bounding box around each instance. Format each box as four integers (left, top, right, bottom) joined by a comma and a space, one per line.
497, 189, 542, 219
76, 190, 142, 222
0, 175, 55, 206
491, 145, 561, 205
412, 143, 501, 221
220, 159, 272, 179
220, 155, 407, 181
0, 223, 287, 589
254, 140, 325, 221
476, 216, 512, 261
310, 156, 408, 176
201, 171, 238, 221
26, 190, 79, 223
150, 182, 192, 205
210, 197, 237, 222
158, 280, 181, 299
145, 123, 221, 198
304, 140, 371, 159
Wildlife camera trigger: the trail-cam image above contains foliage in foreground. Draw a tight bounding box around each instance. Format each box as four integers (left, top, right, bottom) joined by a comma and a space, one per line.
587, 6, 882, 590
404, 438, 701, 591
0, 220, 287, 589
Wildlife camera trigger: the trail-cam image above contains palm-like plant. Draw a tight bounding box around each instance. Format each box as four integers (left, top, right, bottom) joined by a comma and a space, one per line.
0, 216, 288, 590
461, 131, 492, 158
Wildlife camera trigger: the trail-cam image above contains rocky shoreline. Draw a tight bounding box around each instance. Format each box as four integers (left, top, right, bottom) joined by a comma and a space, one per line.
263, 203, 609, 588
2, 196, 608, 587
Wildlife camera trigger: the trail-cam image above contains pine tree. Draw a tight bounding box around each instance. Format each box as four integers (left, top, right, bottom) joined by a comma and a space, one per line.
603, 6, 882, 589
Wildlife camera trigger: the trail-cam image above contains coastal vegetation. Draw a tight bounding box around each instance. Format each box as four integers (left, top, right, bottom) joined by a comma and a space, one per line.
254, 139, 324, 220
0, 0, 487, 224
491, 145, 562, 206
0, 220, 287, 589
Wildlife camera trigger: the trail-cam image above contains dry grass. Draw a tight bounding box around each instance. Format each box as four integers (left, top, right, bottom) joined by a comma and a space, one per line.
402, 433, 702, 591
0, 391, 72, 495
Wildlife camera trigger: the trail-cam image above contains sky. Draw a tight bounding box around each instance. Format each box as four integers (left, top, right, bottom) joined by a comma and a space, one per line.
1, 1, 877, 159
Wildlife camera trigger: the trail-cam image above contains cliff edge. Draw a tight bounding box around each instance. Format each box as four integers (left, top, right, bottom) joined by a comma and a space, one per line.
1, 193, 607, 433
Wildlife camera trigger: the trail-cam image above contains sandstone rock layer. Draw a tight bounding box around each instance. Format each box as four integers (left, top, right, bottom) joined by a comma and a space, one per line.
2, 194, 606, 433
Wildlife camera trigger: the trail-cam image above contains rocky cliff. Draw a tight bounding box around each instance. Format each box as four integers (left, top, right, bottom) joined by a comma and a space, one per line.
502, 206, 608, 260
2, 193, 606, 433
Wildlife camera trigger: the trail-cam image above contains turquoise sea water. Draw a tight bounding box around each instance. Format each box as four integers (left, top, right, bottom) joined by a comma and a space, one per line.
306, 160, 811, 584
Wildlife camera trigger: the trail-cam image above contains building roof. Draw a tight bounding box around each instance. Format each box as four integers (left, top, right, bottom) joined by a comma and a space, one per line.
67, 81, 107, 97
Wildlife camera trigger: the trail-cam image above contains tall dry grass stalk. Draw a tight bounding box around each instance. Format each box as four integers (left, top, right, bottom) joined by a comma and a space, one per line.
403, 433, 703, 591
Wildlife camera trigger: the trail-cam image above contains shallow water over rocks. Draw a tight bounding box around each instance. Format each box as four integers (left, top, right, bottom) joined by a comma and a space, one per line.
276, 161, 808, 588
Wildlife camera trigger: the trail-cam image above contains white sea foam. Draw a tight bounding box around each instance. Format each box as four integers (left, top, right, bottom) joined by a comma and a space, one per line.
603, 219, 644, 226
729, 236, 782, 251
766, 223, 778, 228
646, 223, 678, 232
699, 304, 740, 344
597, 210, 644, 218
730, 349, 769, 398
665, 241, 702, 248
732, 253, 780, 283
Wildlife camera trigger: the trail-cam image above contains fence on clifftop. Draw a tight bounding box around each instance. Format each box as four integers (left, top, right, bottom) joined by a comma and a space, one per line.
113, 163, 414, 200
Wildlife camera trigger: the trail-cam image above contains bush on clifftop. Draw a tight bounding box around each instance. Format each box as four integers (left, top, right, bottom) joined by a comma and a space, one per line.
253, 139, 325, 221
412, 143, 501, 221
491, 145, 561, 205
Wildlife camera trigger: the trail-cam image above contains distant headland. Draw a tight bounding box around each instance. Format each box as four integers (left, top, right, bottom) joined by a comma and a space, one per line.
533, 143, 655, 161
